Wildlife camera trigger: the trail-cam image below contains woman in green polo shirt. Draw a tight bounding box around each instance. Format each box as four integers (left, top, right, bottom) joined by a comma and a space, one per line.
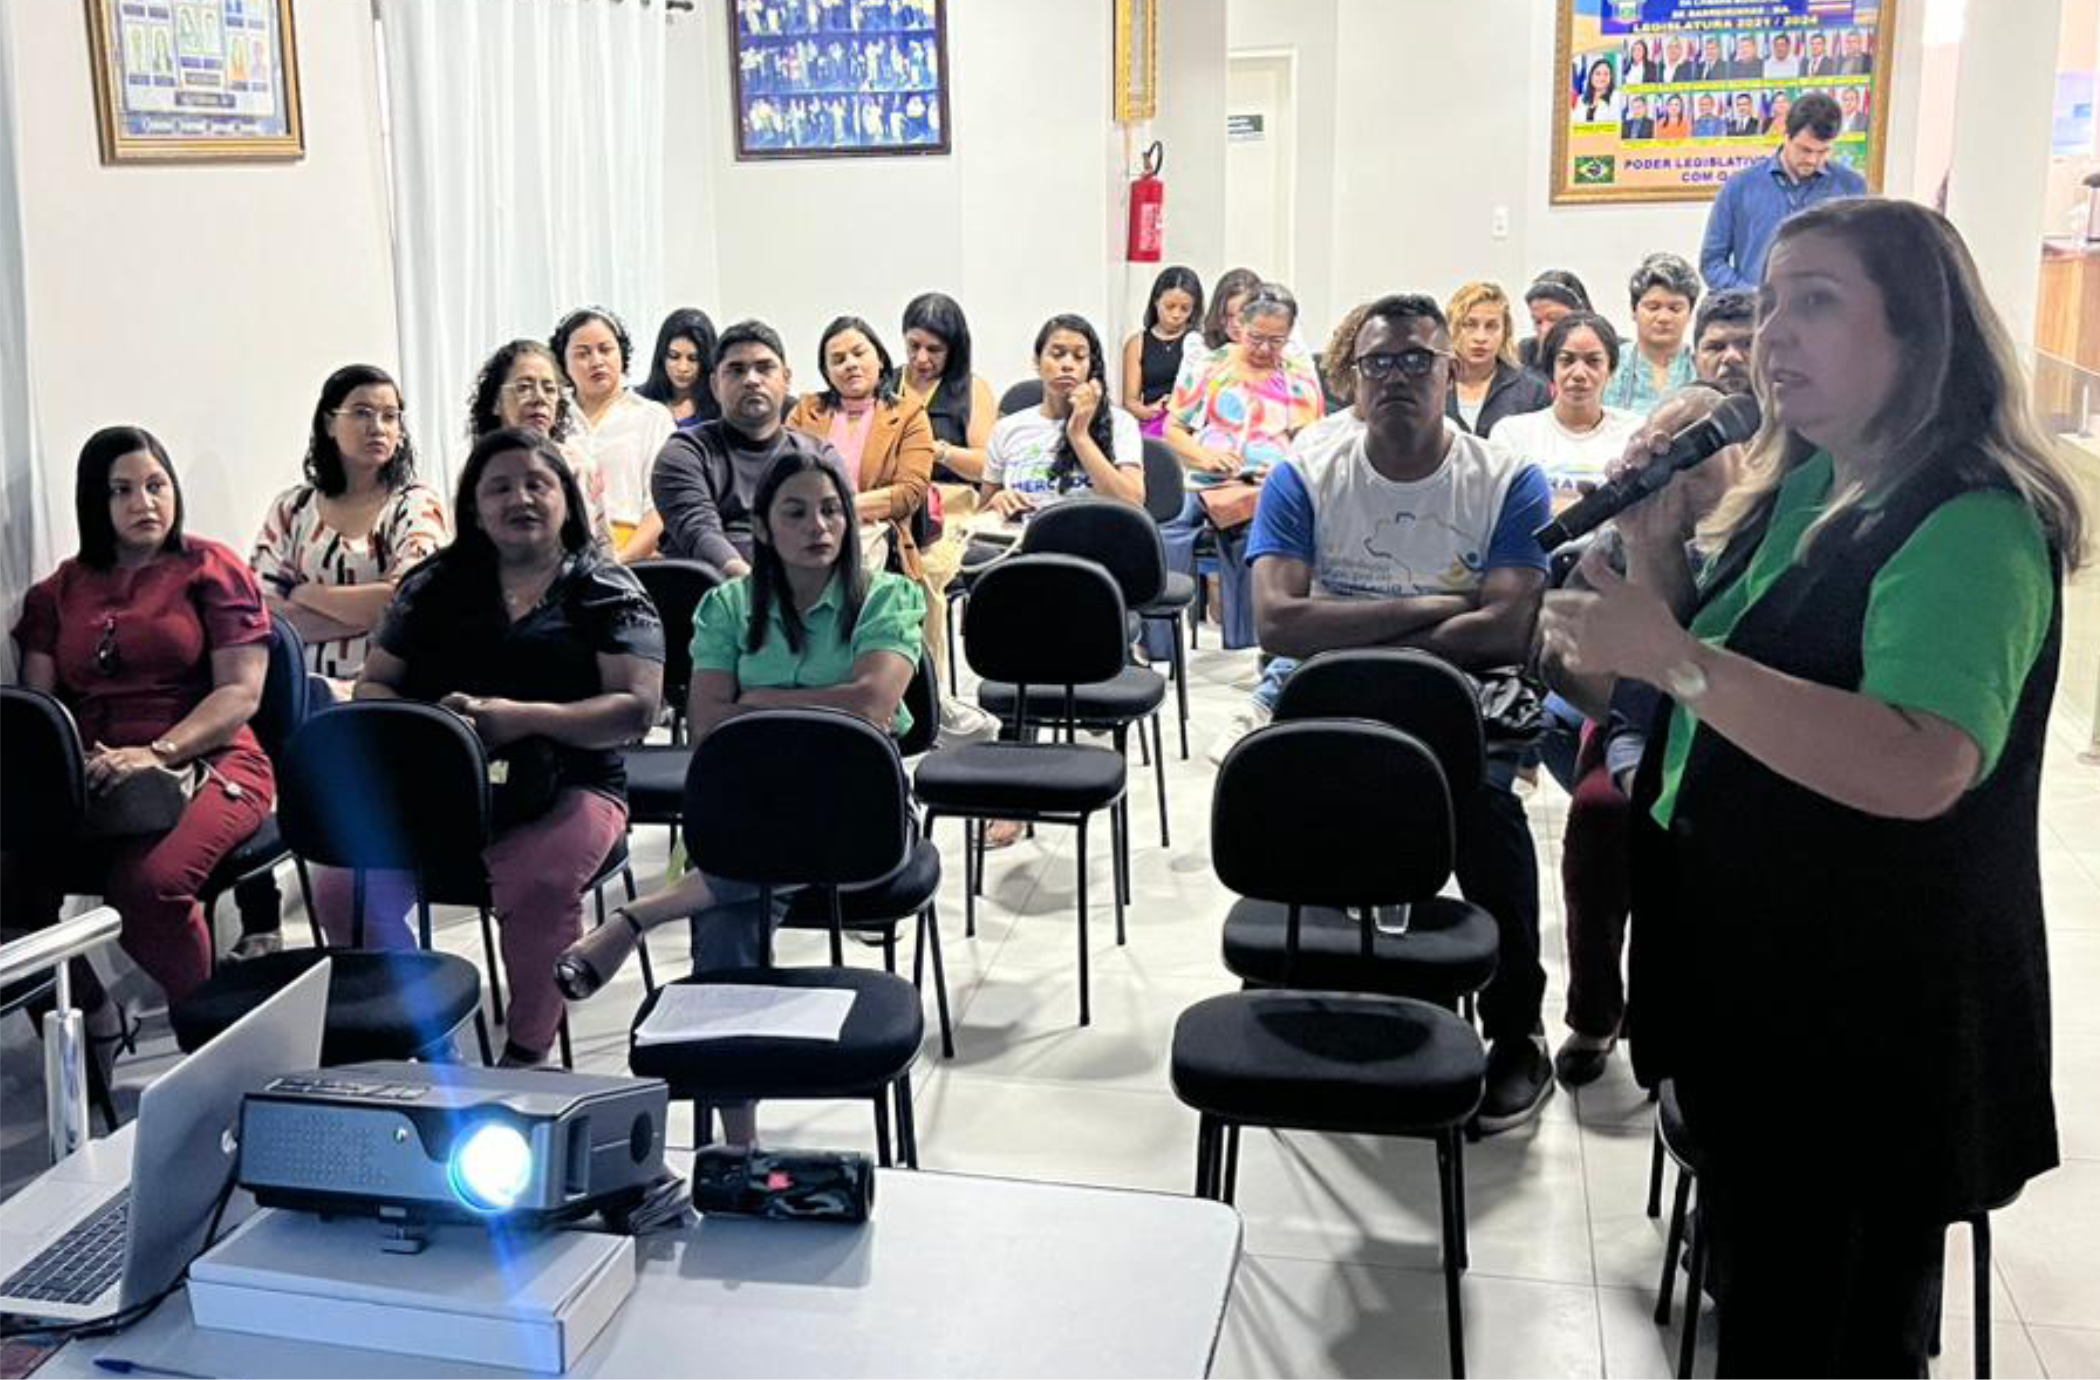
1542, 199, 2087, 1374
556, 451, 924, 1138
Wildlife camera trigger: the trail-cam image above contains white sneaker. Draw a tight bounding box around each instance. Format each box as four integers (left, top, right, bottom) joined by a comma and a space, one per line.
937, 697, 1001, 748
1205, 700, 1273, 766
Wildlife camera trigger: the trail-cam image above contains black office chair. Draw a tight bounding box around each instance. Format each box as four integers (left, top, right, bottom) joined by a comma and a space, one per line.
912, 555, 1131, 1026
1647, 1079, 2006, 1379
613, 559, 726, 993
628, 709, 927, 1164
0, 687, 120, 1129
777, 654, 955, 1057
997, 379, 1044, 416
984, 498, 1171, 846
1136, 437, 1196, 758
1169, 719, 1487, 1378
195, 614, 310, 954
1225, 650, 1501, 1015
169, 702, 492, 1065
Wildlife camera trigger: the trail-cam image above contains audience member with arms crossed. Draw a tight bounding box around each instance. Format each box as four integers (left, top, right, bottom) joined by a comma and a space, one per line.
1229, 294, 1560, 1132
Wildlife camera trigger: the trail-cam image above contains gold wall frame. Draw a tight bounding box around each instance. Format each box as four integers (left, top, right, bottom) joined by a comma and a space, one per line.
85, 0, 305, 163
1115, 0, 1158, 123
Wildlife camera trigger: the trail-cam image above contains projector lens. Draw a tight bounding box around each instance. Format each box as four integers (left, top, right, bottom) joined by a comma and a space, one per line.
451, 1122, 533, 1212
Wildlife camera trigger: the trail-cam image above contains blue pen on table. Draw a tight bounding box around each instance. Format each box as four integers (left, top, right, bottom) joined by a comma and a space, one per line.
93, 1357, 211, 1378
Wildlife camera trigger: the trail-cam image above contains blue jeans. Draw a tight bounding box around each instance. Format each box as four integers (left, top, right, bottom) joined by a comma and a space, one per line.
1251, 656, 1299, 714
1143, 495, 1256, 659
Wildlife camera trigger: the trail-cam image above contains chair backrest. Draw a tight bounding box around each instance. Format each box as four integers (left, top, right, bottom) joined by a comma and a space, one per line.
248, 613, 310, 764
998, 379, 1044, 416
1020, 496, 1166, 609
1213, 719, 1454, 908
1272, 649, 1486, 801
682, 707, 912, 889
895, 650, 940, 759
961, 554, 1128, 690
0, 687, 85, 854
278, 701, 491, 871
1139, 437, 1185, 524
629, 558, 721, 715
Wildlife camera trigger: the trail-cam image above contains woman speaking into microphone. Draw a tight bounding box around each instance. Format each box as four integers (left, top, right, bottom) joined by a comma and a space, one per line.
1543, 198, 2087, 1374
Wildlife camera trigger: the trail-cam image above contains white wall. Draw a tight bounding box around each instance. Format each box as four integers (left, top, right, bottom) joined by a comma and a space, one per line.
1227, 0, 1337, 337
1152, 0, 1229, 285
659, 0, 1120, 399
7, 0, 399, 555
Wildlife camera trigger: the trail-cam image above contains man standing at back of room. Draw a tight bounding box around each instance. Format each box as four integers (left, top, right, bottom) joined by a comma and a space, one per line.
1699, 91, 1864, 292
1240, 294, 1559, 1132
654, 319, 839, 577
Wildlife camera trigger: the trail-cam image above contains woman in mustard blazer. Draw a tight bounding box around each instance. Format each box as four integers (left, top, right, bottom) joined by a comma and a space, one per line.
785, 316, 936, 581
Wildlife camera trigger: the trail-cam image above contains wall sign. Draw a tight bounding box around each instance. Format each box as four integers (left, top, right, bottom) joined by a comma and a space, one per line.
85, 0, 304, 163
730, 0, 951, 160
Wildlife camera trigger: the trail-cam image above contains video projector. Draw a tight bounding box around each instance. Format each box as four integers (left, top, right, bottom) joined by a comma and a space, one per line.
238, 1061, 668, 1232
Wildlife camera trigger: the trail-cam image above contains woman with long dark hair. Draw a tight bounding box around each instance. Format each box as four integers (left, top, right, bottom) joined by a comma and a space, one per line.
552, 305, 675, 561
980, 313, 1145, 518
554, 449, 925, 1141
252, 364, 448, 691
1545, 199, 2086, 1373
636, 307, 720, 428
339, 427, 664, 1066
1122, 265, 1204, 438
899, 291, 999, 685
784, 315, 935, 580
8, 427, 275, 1037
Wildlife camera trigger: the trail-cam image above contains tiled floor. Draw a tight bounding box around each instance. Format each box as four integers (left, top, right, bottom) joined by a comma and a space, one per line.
5, 581, 2098, 1376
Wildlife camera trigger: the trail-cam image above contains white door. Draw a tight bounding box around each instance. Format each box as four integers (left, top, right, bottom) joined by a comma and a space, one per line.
1224, 51, 1295, 283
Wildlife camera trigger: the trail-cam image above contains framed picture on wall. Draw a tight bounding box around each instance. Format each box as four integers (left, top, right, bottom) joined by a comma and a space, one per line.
729, 0, 951, 160
84, 0, 304, 163
1115, 0, 1158, 123
1551, 0, 1895, 204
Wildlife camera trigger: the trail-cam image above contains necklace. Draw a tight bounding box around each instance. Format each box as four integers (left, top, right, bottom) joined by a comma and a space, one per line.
501, 560, 560, 615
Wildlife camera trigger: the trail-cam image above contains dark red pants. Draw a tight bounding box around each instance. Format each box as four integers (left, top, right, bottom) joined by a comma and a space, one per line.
1560, 724, 1633, 1039
2, 744, 273, 1005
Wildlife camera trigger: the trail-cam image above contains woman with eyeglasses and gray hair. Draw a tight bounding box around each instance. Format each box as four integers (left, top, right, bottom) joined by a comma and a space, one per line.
1143, 281, 1326, 659
468, 338, 615, 551
1602, 251, 1702, 414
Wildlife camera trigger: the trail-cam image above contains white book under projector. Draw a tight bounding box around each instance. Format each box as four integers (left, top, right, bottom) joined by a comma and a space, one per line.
188, 1208, 634, 1374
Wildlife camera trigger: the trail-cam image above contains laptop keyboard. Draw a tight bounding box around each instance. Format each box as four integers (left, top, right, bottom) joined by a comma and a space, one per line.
0, 1189, 130, 1305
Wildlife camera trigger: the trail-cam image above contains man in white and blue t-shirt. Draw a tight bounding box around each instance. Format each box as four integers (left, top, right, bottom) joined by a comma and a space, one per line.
1238, 292, 1558, 1132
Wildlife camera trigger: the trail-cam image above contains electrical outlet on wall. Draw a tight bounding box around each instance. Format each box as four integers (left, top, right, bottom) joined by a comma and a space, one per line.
1491, 205, 1510, 240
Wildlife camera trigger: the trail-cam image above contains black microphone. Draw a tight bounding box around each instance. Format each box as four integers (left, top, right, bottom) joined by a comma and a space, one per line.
1533, 393, 1760, 551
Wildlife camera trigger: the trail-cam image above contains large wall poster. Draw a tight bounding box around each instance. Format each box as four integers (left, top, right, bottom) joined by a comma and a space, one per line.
1552, 0, 1894, 205
85, 0, 304, 162
730, 0, 950, 160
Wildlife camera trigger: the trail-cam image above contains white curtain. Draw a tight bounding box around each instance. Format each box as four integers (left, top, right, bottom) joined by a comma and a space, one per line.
377, 0, 669, 491
0, 9, 51, 680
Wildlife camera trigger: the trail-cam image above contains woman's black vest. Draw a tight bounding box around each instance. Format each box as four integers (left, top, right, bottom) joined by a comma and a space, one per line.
1626, 463, 2061, 1219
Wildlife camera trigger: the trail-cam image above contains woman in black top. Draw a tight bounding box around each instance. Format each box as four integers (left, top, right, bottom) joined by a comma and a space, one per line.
899, 291, 1000, 688
636, 308, 721, 428
336, 427, 665, 1065
1544, 200, 2085, 1373
1122, 265, 1204, 437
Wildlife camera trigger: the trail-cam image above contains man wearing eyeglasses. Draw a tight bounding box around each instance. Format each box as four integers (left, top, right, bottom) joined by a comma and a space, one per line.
1233, 292, 1560, 1132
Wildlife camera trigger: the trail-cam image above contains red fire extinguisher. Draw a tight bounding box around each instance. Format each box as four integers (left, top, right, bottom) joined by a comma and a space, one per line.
1127, 141, 1165, 263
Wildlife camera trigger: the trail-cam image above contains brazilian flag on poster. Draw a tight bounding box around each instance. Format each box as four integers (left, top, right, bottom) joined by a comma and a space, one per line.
1574, 155, 1617, 185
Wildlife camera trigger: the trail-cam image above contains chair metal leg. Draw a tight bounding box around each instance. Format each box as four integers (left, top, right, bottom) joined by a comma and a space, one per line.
1221, 1124, 1241, 1205
1974, 1214, 1993, 1380
1646, 1122, 1666, 1219
1135, 714, 1150, 767
295, 857, 322, 950
556, 1015, 574, 1070
693, 1098, 715, 1149
1151, 711, 1170, 848
1677, 1182, 1706, 1380
1437, 1129, 1468, 1379
479, 907, 506, 1026
1111, 801, 1128, 947
945, 596, 960, 695
894, 1071, 919, 1169
1169, 622, 1189, 759
1657, 1166, 1691, 1324
881, 924, 898, 973
1075, 815, 1091, 1027
918, 904, 955, 1059
473, 1010, 495, 1065
620, 864, 656, 994
872, 1091, 895, 1168
1452, 1130, 1469, 1271
1194, 1114, 1219, 1198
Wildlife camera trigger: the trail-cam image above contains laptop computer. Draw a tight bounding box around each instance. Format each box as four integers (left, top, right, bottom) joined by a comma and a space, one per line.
0, 959, 330, 1322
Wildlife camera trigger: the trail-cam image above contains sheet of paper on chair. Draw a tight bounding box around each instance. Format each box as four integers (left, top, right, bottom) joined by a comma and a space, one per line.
633, 984, 858, 1045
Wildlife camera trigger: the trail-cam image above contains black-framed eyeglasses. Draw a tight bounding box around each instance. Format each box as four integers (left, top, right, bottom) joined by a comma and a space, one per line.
96, 616, 121, 677
1354, 348, 1452, 381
